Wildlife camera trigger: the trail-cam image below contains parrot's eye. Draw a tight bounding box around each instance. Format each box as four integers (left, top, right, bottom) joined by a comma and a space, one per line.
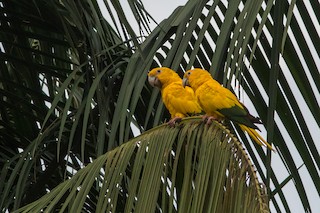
187, 72, 191, 75
157, 70, 161, 73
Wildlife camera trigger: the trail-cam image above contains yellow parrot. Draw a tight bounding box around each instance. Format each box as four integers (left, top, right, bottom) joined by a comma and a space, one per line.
148, 67, 202, 126
182, 68, 274, 150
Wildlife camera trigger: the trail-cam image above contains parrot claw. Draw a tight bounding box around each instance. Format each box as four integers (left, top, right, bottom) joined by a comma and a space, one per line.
202, 115, 219, 125
167, 117, 182, 127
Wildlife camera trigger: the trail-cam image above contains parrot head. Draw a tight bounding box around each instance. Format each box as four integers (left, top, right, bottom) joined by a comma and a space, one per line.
183, 68, 212, 89
148, 67, 181, 88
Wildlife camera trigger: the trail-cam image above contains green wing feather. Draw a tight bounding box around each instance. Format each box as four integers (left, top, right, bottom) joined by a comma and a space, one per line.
218, 105, 260, 129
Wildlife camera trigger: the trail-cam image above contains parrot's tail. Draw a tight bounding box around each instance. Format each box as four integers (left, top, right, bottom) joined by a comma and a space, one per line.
239, 124, 275, 151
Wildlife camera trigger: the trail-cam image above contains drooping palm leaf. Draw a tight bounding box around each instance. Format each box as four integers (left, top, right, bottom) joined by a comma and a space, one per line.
14, 119, 269, 213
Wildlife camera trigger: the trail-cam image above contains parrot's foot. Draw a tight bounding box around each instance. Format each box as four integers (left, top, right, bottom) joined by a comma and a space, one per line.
167, 117, 182, 127
202, 115, 219, 125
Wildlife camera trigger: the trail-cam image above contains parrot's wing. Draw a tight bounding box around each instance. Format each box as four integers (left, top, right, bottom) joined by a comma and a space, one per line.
213, 86, 259, 129
163, 83, 202, 117
184, 86, 203, 115
218, 105, 259, 129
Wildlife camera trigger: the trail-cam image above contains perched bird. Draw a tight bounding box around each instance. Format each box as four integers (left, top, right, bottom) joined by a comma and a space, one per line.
182, 68, 274, 150
148, 67, 202, 126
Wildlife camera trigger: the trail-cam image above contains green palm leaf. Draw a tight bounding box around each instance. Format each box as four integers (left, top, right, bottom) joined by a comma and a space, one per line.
0, 0, 136, 209
14, 120, 269, 213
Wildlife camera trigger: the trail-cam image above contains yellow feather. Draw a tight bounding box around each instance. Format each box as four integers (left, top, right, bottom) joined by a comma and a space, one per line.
183, 68, 274, 151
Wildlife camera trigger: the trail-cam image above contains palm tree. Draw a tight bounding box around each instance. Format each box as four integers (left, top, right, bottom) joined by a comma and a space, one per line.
0, 0, 319, 212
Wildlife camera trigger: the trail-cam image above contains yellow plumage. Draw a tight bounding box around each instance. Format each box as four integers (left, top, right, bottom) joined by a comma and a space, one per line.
148, 67, 202, 125
182, 68, 274, 150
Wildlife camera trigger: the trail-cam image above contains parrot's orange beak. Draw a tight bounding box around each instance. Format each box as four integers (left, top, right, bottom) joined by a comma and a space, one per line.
148, 75, 162, 88
182, 77, 189, 88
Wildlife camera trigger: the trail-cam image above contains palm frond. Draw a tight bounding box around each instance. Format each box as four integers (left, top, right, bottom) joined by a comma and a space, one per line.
0, 0, 147, 209
14, 119, 269, 213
